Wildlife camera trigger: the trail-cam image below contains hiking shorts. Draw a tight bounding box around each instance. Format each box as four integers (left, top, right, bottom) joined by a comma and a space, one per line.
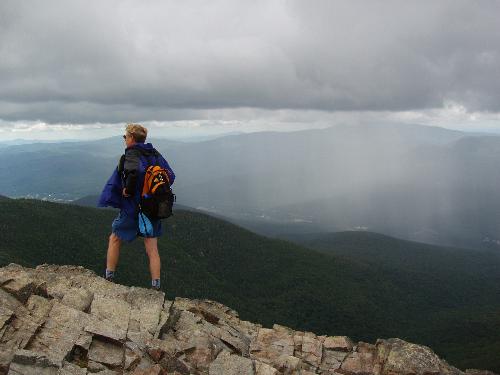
111, 210, 163, 243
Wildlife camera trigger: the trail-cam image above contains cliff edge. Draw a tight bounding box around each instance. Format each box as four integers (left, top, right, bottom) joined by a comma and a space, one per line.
0, 264, 496, 375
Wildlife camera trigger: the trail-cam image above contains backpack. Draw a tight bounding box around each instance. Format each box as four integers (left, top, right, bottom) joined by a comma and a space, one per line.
118, 146, 176, 219
139, 162, 176, 219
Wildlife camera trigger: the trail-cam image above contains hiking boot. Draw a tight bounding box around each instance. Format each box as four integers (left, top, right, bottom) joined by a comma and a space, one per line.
151, 279, 161, 291
105, 269, 115, 282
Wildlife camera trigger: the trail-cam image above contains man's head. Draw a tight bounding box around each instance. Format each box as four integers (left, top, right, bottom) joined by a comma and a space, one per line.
124, 123, 147, 147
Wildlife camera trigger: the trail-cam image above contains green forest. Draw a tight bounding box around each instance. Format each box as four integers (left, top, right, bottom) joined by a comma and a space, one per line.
1, 198, 499, 371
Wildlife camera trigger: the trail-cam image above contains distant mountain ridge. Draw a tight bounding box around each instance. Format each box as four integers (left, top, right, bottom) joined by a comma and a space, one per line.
2, 123, 500, 249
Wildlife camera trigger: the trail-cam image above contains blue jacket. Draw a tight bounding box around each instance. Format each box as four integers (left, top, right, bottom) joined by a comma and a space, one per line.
98, 142, 175, 216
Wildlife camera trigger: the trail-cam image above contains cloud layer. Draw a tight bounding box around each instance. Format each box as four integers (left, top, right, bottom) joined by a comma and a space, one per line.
1, 0, 500, 123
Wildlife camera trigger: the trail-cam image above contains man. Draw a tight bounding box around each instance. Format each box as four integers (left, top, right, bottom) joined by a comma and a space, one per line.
98, 123, 175, 290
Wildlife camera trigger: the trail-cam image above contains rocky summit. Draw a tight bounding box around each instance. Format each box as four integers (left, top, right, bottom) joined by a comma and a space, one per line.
0, 264, 496, 375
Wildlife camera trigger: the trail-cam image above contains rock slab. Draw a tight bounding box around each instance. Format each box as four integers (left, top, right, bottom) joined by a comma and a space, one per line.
0, 264, 497, 375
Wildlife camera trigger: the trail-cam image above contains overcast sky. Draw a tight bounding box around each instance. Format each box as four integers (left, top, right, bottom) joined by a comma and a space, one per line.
1, 0, 500, 140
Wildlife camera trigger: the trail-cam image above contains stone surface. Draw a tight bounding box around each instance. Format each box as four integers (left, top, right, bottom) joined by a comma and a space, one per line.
86, 360, 107, 372
7, 349, 60, 375
25, 295, 54, 324
90, 294, 130, 335
75, 332, 93, 351
127, 287, 164, 335
0, 264, 45, 304
124, 347, 142, 370
27, 302, 90, 363
300, 332, 323, 367
1, 264, 498, 375
320, 349, 346, 372
376, 338, 456, 375
324, 336, 354, 352
250, 327, 295, 365
0, 315, 41, 372
88, 337, 124, 367
254, 361, 279, 375
158, 352, 191, 374
339, 351, 376, 374
219, 321, 251, 355
1, 276, 36, 304
154, 300, 173, 339
274, 354, 301, 373
130, 364, 164, 375
0, 288, 30, 318
84, 316, 127, 342
0, 305, 13, 330
209, 350, 254, 375
58, 361, 88, 375
60, 287, 94, 312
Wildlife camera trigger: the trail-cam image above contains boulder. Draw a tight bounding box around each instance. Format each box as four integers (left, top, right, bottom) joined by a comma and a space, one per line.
1, 264, 497, 375
250, 327, 295, 365
0, 264, 45, 304
0, 305, 13, 331
324, 336, 354, 352
25, 295, 54, 324
127, 287, 164, 336
254, 361, 279, 375
153, 300, 173, 338
7, 349, 60, 375
124, 347, 142, 370
339, 351, 377, 375
209, 350, 254, 375
129, 364, 165, 375
376, 338, 463, 375
60, 287, 93, 312
88, 337, 124, 368
89, 294, 130, 335
84, 316, 127, 342
300, 332, 323, 367
27, 302, 90, 363
58, 361, 88, 375
0, 316, 41, 372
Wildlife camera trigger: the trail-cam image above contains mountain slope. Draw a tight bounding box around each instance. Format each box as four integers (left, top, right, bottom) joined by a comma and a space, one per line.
2, 123, 500, 249
281, 230, 498, 265
1, 199, 500, 370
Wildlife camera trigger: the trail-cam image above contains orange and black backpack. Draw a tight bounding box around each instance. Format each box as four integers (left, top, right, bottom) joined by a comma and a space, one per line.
139, 153, 176, 219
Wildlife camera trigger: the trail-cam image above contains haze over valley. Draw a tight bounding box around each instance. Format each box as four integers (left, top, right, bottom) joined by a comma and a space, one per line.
2, 122, 500, 250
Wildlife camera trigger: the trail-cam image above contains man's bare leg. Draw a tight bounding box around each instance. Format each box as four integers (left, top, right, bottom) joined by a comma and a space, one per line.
144, 237, 161, 284
106, 233, 121, 277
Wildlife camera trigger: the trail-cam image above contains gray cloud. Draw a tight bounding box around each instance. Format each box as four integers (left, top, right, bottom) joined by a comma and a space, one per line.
1, 0, 500, 123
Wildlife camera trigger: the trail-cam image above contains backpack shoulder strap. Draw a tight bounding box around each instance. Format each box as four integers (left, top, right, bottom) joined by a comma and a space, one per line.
151, 148, 161, 164
134, 147, 160, 166
118, 154, 125, 173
